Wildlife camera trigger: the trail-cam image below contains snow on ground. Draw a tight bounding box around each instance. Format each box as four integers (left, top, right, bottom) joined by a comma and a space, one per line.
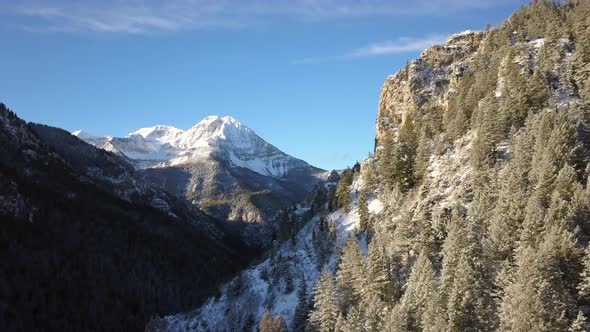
163, 175, 382, 331
368, 198, 384, 215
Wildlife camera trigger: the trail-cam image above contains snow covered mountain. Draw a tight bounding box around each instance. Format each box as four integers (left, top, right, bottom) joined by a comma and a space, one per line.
74, 115, 317, 178
75, 116, 326, 222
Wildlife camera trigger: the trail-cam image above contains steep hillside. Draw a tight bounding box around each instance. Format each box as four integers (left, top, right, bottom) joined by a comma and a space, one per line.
156, 166, 381, 331
76, 116, 325, 222
0, 105, 257, 332
158, 2, 590, 331
306, 2, 590, 332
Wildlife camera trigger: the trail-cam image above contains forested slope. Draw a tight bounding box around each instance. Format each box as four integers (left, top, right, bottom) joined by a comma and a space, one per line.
308, 1, 590, 331
0, 105, 257, 331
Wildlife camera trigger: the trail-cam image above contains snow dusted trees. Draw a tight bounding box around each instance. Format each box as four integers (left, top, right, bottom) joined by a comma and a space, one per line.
336, 237, 364, 314
272, 316, 288, 332
388, 251, 436, 332
379, 113, 418, 193
293, 273, 310, 332
310, 268, 339, 332
304, 3, 590, 332
313, 217, 337, 269
580, 248, 590, 300
358, 194, 370, 232
570, 311, 589, 332
336, 169, 354, 211
258, 311, 289, 332
259, 311, 274, 332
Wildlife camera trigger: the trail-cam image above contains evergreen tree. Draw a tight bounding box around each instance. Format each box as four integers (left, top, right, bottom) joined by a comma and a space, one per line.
438, 206, 497, 331
358, 194, 370, 232
570, 310, 589, 332
500, 222, 582, 332
338, 306, 364, 332
272, 315, 289, 332
310, 268, 339, 332
579, 247, 590, 300
362, 159, 379, 192
293, 277, 308, 332
363, 237, 396, 304
394, 251, 437, 332
336, 169, 354, 211
413, 129, 431, 184
334, 313, 346, 332
379, 113, 419, 192
336, 237, 364, 313
472, 93, 501, 171
363, 295, 387, 332
259, 310, 274, 332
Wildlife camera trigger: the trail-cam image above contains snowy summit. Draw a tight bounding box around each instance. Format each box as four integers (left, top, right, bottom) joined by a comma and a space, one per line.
73, 115, 312, 178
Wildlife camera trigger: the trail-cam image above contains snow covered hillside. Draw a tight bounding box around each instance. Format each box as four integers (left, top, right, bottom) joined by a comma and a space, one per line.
156, 175, 383, 331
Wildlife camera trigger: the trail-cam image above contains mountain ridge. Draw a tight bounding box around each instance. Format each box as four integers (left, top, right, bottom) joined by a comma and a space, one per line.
75, 115, 326, 223
74, 115, 323, 178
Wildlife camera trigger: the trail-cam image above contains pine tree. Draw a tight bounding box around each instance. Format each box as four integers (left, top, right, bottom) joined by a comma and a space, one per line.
570, 310, 589, 332
336, 169, 353, 211
338, 306, 364, 332
379, 113, 419, 192
471, 93, 501, 172
438, 206, 497, 331
336, 237, 364, 313
363, 295, 387, 332
292, 273, 309, 332
500, 221, 582, 332
413, 129, 431, 184
272, 315, 288, 332
363, 238, 396, 304
362, 159, 379, 192
334, 313, 346, 332
579, 247, 590, 300
358, 194, 370, 232
395, 251, 437, 332
310, 268, 339, 332
259, 310, 274, 332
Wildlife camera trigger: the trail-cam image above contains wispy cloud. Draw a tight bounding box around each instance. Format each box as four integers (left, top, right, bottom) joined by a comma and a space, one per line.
293, 34, 448, 64
350, 35, 449, 57
2, 0, 518, 34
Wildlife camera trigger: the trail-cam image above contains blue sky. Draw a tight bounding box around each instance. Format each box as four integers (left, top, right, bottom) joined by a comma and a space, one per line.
0, 0, 528, 170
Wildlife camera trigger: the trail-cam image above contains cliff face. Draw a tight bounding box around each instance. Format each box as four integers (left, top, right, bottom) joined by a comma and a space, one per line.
365, 3, 590, 331
376, 28, 580, 147
376, 31, 485, 146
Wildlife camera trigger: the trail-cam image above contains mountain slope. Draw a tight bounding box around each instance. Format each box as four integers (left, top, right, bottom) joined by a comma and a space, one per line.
76, 115, 325, 222
0, 105, 257, 332
159, 170, 381, 331
306, 2, 590, 332
158, 2, 590, 331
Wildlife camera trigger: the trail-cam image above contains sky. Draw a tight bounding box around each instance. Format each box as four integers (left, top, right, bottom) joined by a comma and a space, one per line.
0, 0, 529, 170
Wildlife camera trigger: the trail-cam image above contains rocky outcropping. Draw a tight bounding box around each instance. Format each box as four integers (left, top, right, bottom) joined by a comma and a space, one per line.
376, 31, 485, 146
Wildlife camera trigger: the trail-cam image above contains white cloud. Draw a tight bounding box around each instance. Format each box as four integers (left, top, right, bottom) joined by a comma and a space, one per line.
3, 0, 520, 34
350, 35, 449, 57
293, 34, 448, 64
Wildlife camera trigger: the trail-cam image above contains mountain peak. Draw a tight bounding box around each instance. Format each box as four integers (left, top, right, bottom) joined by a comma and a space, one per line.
194, 115, 247, 131
74, 114, 320, 178
178, 115, 255, 150
72, 130, 97, 139
128, 125, 184, 143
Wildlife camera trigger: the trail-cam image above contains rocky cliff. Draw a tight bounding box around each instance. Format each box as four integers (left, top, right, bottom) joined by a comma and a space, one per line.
376, 31, 485, 145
